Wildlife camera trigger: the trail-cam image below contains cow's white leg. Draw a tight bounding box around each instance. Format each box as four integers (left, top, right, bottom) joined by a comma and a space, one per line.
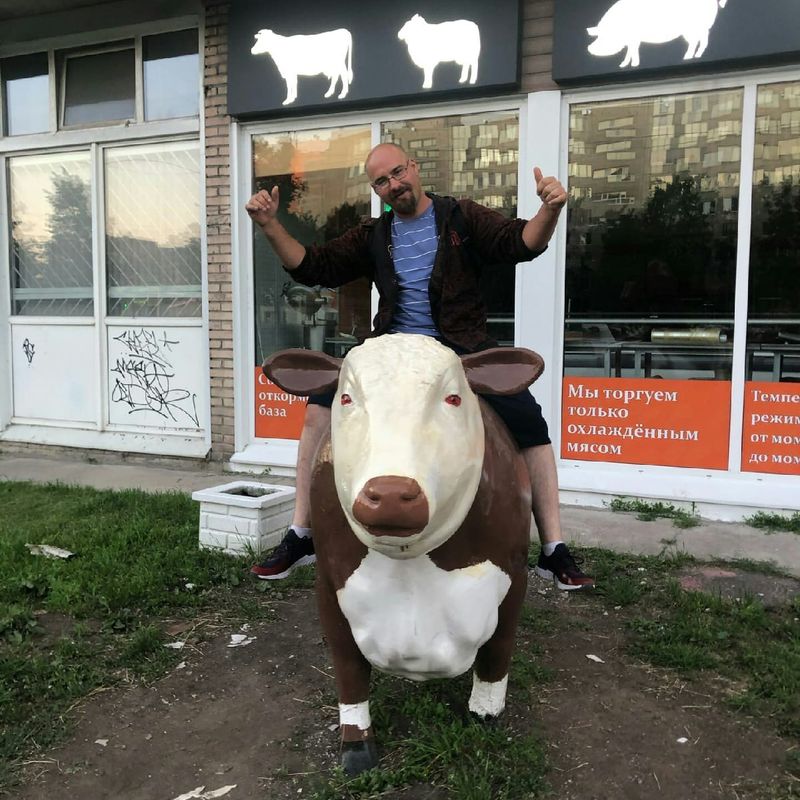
469, 59, 478, 84
324, 73, 337, 98
340, 700, 371, 732
468, 672, 508, 718
422, 64, 434, 89
282, 76, 297, 106
459, 62, 469, 83
338, 72, 349, 99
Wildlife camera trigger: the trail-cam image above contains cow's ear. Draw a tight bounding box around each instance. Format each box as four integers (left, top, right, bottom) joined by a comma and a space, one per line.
263, 349, 342, 396
461, 348, 544, 395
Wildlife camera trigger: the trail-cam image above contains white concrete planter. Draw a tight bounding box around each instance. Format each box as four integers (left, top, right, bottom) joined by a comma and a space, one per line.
191, 481, 296, 555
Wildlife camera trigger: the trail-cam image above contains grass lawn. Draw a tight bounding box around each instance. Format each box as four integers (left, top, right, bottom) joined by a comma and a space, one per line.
0, 481, 251, 787
1, 481, 798, 799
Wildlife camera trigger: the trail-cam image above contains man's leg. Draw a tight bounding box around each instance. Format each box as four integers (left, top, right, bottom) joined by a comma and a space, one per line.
250, 403, 331, 580
522, 442, 594, 591
522, 443, 562, 544
291, 403, 331, 529
481, 390, 594, 591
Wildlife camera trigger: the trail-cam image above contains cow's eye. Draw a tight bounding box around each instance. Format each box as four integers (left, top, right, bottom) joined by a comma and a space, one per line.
340, 393, 353, 406
444, 394, 461, 407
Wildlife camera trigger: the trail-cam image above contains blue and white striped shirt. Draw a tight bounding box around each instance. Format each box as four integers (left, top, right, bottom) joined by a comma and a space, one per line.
388, 205, 440, 336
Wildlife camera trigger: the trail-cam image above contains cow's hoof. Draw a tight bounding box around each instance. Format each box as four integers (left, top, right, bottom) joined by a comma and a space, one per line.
470, 710, 503, 728
341, 739, 379, 776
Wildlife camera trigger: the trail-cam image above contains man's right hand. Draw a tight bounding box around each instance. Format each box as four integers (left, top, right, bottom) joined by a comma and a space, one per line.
245, 186, 280, 228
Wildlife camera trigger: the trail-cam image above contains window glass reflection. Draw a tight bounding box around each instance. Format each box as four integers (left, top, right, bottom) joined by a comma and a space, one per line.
143, 30, 199, 121
62, 46, 135, 126
382, 111, 520, 345
565, 90, 742, 380
748, 81, 800, 383
9, 152, 93, 316
105, 141, 201, 317
2, 53, 49, 136
252, 126, 372, 362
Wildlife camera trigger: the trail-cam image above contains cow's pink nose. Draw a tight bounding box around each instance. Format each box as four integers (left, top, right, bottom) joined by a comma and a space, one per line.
353, 476, 429, 537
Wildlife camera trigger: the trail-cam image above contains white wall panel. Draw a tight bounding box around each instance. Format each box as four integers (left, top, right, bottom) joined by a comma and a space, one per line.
106, 324, 204, 430
11, 323, 97, 423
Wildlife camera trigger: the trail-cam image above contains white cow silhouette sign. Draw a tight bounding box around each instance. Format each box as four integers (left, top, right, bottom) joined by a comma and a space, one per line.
251, 28, 353, 106
587, 0, 728, 69
398, 14, 481, 90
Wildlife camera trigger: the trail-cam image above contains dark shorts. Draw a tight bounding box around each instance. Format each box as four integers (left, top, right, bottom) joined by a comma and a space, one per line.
307, 341, 551, 450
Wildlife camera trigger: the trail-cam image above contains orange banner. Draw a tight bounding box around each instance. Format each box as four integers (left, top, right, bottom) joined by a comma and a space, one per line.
254, 367, 308, 440
561, 377, 731, 470
741, 382, 800, 475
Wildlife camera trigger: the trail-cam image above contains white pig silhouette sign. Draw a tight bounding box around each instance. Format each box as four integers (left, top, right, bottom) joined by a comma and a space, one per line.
587, 0, 728, 69
398, 14, 481, 89
251, 28, 353, 106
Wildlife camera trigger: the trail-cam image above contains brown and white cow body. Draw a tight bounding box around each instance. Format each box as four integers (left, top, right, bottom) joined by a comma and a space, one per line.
264, 334, 542, 774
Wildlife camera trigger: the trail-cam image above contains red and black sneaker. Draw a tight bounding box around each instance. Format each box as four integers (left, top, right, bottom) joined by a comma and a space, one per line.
250, 529, 316, 580
534, 543, 595, 591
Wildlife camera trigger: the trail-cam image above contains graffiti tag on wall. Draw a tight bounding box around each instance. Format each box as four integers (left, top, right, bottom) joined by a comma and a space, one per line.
110, 328, 199, 427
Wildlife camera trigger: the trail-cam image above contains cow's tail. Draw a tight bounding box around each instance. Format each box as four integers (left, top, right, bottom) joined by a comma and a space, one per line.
347, 32, 353, 82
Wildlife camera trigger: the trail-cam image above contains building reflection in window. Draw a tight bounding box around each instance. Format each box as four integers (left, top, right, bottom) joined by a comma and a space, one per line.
748, 81, 800, 383
565, 90, 742, 380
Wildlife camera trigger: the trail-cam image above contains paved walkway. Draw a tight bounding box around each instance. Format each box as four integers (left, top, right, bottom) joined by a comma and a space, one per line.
1, 453, 798, 577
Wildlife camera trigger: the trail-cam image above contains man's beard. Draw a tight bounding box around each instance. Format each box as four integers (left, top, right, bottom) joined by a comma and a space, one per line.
388, 183, 417, 215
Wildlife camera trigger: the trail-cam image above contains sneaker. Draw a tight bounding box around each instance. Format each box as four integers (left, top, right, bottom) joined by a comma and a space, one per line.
534, 543, 595, 591
250, 529, 316, 580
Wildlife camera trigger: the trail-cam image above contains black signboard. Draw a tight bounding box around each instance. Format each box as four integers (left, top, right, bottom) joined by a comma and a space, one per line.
553, 0, 800, 85
227, 0, 520, 118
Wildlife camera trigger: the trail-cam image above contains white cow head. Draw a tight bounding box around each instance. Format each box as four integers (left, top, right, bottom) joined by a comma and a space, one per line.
251, 29, 277, 55
264, 334, 543, 560
398, 14, 424, 43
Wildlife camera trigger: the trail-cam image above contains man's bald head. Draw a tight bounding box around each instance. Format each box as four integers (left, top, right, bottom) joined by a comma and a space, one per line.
365, 143, 408, 174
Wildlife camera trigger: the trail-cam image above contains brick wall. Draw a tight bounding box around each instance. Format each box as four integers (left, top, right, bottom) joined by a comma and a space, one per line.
522, 0, 556, 92
204, 0, 234, 461
200, 0, 556, 463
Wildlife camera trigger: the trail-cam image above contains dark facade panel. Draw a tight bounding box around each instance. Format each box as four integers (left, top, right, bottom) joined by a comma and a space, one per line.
227, 0, 521, 117
553, 0, 800, 85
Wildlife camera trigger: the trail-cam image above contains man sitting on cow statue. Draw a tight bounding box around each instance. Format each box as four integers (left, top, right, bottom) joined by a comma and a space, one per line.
244, 143, 594, 592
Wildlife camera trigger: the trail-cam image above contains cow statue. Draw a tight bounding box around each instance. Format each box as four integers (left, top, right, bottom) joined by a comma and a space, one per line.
264, 334, 543, 775
251, 28, 353, 106
397, 15, 481, 89
587, 0, 727, 69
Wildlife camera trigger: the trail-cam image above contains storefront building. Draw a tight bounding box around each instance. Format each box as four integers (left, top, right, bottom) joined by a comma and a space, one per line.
1, 0, 798, 520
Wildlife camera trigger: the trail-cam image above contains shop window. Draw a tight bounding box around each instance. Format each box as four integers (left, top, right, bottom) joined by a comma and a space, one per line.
1, 53, 49, 136
562, 90, 742, 471
105, 141, 201, 317
143, 30, 199, 121
742, 81, 800, 475
383, 110, 520, 347
9, 152, 93, 316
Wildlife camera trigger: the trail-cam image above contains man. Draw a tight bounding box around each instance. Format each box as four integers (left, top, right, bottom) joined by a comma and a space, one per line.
245, 143, 594, 591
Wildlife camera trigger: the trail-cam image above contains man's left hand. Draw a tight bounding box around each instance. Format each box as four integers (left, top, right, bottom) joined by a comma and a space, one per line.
534, 167, 567, 210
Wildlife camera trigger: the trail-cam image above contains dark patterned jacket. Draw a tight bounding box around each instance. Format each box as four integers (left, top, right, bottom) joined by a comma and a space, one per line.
287, 193, 544, 353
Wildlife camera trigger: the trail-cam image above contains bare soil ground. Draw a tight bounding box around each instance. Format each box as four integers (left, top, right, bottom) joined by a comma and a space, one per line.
11, 571, 797, 800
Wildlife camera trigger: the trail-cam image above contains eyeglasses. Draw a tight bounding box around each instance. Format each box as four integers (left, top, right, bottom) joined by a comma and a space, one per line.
370, 160, 410, 191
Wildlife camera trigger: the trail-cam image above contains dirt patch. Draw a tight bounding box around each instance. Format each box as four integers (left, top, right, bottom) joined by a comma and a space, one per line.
11, 575, 794, 800
677, 566, 800, 608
